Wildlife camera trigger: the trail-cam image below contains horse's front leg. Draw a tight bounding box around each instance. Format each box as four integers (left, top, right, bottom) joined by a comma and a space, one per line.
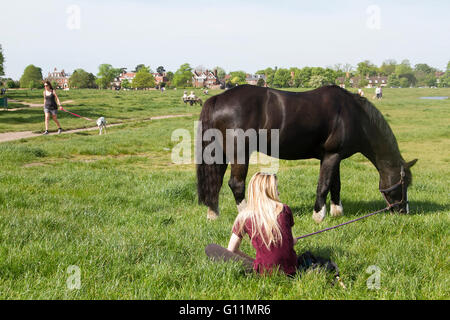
329, 164, 344, 217
228, 161, 249, 214
313, 153, 341, 223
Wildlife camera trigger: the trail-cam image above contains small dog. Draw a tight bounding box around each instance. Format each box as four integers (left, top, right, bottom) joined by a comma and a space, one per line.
96, 117, 107, 135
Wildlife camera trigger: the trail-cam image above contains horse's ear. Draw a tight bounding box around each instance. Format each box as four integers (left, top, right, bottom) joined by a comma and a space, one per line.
405, 159, 418, 169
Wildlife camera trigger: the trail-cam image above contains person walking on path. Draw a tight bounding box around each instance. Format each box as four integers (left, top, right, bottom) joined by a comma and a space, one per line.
42, 81, 63, 135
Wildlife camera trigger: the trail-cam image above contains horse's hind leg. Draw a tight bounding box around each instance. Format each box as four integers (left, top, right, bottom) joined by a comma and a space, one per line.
313, 153, 340, 223
228, 162, 249, 214
329, 164, 344, 217
204, 163, 228, 220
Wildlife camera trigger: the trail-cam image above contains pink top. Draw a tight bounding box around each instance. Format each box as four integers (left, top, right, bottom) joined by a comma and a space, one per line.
232, 204, 298, 275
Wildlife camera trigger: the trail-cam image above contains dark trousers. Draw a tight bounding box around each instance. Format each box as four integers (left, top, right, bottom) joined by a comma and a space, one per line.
205, 244, 254, 273
205, 244, 340, 278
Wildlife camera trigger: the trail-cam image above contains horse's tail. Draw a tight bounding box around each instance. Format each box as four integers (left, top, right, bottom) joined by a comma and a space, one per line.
196, 95, 226, 208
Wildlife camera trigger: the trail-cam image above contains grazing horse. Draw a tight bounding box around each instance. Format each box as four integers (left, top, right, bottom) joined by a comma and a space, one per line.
196, 85, 417, 222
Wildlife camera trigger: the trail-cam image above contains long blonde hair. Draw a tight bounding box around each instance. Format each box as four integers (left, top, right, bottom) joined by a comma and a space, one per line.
234, 172, 284, 249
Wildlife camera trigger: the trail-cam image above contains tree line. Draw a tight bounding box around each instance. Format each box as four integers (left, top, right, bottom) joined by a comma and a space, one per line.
254, 59, 450, 88
1, 43, 449, 89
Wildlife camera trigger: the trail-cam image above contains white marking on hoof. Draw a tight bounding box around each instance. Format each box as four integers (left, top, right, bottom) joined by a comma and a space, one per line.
312, 205, 326, 223
237, 199, 247, 213
207, 208, 219, 220
406, 191, 409, 214
330, 201, 344, 217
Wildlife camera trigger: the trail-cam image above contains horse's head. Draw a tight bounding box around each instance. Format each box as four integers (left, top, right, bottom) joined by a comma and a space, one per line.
379, 159, 418, 213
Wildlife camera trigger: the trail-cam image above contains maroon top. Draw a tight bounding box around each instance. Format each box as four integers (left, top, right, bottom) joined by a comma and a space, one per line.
232, 204, 298, 275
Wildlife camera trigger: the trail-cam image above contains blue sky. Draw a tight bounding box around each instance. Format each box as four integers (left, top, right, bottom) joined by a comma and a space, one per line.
2, 0, 449, 79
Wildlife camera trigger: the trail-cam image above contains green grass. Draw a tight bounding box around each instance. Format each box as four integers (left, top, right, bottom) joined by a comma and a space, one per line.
0, 87, 448, 299
0, 88, 210, 133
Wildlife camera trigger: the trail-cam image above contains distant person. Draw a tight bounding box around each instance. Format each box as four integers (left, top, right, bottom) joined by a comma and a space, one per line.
0, 88, 6, 95
182, 90, 188, 102
203, 89, 209, 95
188, 91, 196, 100
375, 86, 382, 100
42, 81, 63, 135
358, 88, 365, 97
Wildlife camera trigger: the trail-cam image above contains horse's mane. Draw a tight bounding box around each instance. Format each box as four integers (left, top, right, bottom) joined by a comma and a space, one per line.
350, 91, 403, 162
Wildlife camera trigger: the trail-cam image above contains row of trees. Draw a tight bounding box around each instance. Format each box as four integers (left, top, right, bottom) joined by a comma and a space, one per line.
4, 64, 163, 89
8, 60, 450, 90
343, 59, 450, 88
254, 60, 450, 89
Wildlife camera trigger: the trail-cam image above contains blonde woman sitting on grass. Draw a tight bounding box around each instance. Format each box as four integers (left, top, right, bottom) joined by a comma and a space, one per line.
206, 172, 343, 284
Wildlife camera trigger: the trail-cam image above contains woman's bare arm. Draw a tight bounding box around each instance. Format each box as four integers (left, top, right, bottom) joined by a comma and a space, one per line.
53, 90, 62, 109
228, 233, 254, 261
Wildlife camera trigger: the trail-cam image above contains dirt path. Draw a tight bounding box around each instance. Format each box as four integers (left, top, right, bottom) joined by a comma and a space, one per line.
0, 113, 193, 143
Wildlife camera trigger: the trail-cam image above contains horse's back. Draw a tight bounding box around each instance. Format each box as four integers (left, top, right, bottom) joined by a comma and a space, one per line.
203, 85, 362, 159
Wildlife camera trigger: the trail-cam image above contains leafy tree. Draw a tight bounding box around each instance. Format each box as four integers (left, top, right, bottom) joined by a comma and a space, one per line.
156, 66, 166, 74
121, 79, 131, 89
399, 77, 410, 88
414, 63, 437, 87
342, 63, 354, 74
20, 64, 43, 88
292, 67, 312, 88
96, 64, 121, 89
320, 68, 338, 85
229, 71, 247, 85
308, 75, 326, 88
257, 78, 265, 86
395, 60, 416, 87
344, 78, 352, 88
131, 66, 155, 89
0, 44, 4, 76
438, 61, 450, 87
414, 63, 435, 75
423, 74, 437, 87
356, 60, 378, 77
272, 68, 291, 88
134, 64, 146, 73
69, 68, 96, 88
395, 60, 413, 75
331, 64, 346, 78
379, 59, 397, 76
256, 67, 275, 87
166, 71, 174, 82
358, 78, 369, 88
214, 66, 226, 80
387, 74, 401, 87
172, 63, 193, 88
6, 79, 18, 88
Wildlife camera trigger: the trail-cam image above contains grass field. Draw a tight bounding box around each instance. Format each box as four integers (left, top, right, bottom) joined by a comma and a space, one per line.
0, 87, 449, 299
0, 88, 207, 133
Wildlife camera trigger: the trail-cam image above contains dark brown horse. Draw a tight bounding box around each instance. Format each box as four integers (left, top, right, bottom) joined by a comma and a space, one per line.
196, 85, 417, 222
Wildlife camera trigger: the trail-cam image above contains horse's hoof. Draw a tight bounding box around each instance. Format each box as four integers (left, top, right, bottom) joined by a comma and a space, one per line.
330, 201, 344, 217
207, 208, 219, 220
312, 205, 326, 223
